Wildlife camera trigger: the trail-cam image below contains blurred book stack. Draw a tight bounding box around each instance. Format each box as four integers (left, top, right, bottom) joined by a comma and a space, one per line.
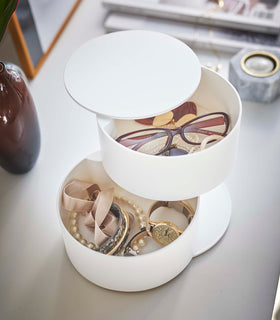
102, 0, 280, 53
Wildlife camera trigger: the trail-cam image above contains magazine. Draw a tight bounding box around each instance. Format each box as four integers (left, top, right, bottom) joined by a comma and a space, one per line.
104, 12, 280, 53
103, 0, 280, 34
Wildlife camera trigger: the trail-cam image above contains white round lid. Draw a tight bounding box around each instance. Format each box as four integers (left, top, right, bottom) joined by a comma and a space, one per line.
64, 30, 201, 119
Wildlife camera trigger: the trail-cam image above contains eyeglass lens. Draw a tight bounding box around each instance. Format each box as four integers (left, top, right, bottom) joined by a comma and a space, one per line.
182, 113, 228, 145
118, 129, 170, 155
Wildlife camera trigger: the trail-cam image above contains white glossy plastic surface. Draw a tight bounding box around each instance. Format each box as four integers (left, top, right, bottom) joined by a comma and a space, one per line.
193, 184, 231, 257
58, 152, 231, 292
64, 30, 201, 119
97, 66, 242, 200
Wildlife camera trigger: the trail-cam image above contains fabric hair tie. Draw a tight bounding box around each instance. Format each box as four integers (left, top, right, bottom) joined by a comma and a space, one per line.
62, 180, 118, 246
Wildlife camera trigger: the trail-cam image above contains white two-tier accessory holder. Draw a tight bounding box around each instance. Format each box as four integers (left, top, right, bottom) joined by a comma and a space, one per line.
59, 30, 242, 292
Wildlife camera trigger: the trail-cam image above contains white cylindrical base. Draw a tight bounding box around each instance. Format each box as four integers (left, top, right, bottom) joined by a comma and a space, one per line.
193, 184, 231, 257
58, 153, 231, 292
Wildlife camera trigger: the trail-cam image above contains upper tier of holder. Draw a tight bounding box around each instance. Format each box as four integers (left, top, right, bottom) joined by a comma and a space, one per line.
64, 30, 242, 200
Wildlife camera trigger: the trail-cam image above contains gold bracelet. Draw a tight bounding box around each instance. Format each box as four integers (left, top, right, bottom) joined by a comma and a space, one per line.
114, 194, 148, 255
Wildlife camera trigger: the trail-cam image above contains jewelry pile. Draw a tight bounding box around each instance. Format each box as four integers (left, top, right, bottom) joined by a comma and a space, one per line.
62, 180, 196, 256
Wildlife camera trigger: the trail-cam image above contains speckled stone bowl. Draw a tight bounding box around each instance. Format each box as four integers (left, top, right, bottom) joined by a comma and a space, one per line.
229, 48, 280, 103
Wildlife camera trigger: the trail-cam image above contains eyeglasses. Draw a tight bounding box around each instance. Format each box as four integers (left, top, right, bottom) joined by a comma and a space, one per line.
116, 112, 230, 156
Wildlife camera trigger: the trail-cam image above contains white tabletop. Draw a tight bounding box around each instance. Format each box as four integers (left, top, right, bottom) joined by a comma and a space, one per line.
1, 1, 280, 319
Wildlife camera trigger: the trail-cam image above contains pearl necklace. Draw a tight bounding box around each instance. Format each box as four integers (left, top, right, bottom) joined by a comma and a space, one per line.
132, 237, 147, 252
114, 194, 146, 228
69, 211, 96, 249
68, 194, 146, 253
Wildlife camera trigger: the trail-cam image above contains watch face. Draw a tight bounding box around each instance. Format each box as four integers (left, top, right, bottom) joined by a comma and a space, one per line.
152, 223, 179, 246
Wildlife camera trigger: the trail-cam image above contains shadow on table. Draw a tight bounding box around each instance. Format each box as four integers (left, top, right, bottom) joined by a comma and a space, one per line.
6, 237, 195, 320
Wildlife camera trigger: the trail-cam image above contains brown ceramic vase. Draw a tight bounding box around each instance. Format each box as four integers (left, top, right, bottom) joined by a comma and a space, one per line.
0, 62, 40, 174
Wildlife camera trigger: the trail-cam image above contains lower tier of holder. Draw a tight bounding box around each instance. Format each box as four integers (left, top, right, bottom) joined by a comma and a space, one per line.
58, 152, 231, 292
193, 183, 231, 257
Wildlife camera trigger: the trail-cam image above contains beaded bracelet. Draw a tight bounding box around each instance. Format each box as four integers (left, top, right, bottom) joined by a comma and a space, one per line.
69, 193, 147, 254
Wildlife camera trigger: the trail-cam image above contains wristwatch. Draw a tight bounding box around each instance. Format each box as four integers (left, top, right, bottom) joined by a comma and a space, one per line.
147, 200, 194, 246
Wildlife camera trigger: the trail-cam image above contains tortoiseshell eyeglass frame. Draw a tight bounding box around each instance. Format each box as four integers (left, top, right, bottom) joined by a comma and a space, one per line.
116, 112, 230, 156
